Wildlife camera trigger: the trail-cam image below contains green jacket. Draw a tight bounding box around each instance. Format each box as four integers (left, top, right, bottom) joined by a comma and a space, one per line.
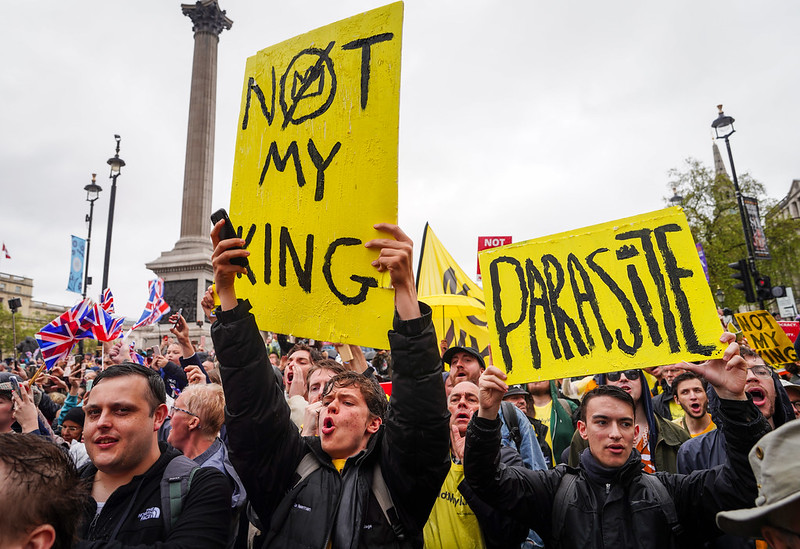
567, 413, 689, 473
546, 381, 578, 461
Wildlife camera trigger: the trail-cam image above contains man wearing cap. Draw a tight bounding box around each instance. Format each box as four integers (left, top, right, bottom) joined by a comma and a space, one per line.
503, 385, 553, 468
716, 420, 800, 548
780, 379, 800, 420
443, 346, 547, 470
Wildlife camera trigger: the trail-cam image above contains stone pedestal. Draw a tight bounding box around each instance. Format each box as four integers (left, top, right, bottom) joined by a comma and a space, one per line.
147, 1, 232, 329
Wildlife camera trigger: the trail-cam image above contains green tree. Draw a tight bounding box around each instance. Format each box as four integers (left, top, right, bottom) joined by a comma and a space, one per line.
0, 307, 41, 361
665, 158, 800, 311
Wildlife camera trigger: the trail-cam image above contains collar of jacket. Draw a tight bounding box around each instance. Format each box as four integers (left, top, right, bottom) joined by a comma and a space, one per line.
580, 448, 644, 487
304, 425, 384, 473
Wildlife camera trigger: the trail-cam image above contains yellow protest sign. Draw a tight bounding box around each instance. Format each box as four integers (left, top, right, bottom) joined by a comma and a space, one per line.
479, 207, 725, 384
733, 310, 797, 365
228, 3, 403, 348
417, 223, 491, 361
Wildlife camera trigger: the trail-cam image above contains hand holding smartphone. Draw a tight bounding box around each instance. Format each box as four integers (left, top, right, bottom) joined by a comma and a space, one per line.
210, 208, 256, 285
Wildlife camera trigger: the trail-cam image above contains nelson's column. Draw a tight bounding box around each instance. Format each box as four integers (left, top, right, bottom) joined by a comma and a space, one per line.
146, 0, 232, 338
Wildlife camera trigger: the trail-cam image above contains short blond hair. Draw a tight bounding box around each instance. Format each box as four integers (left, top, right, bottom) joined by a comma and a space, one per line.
180, 384, 225, 439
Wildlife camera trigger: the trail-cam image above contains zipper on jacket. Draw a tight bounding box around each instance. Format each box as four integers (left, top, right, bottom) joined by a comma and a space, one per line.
605, 483, 610, 495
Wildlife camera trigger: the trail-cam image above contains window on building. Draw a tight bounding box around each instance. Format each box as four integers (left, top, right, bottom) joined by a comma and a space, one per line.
790, 202, 798, 219
15, 286, 21, 293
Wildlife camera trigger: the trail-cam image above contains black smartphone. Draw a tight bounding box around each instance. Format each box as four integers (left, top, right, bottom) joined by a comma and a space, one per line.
211, 208, 256, 284
9, 375, 21, 397
173, 308, 183, 327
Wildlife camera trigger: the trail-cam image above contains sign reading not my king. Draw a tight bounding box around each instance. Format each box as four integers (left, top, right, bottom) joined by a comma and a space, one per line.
228, 3, 403, 348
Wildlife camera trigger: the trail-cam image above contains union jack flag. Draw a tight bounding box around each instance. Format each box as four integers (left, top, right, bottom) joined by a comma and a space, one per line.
100, 288, 115, 314
85, 303, 125, 342
131, 278, 170, 331
129, 341, 146, 365
35, 299, 94, 369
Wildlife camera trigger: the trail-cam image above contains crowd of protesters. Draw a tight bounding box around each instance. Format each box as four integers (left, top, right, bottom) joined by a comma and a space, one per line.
1, 220, 799, 549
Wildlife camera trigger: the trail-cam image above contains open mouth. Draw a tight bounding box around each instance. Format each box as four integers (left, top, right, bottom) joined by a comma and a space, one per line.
618, 385, 632, 393
746, 387, 766, 406
607, 444, 624, 454
689, 403, 702, 414
321, 417, 335, 436
455, 412, 471, 422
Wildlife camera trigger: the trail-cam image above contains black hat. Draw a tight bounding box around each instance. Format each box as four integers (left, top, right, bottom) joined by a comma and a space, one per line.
502, 385, 529, 399
62, 407, 85, 428
442, 346, 486, 370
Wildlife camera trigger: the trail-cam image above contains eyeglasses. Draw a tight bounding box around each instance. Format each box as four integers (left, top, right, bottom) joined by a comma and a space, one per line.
606, 370, 641, 382
62, 425, 82, 433
747, 365, 772, 378
790, 400, 800, 412
170, 405, 199, 419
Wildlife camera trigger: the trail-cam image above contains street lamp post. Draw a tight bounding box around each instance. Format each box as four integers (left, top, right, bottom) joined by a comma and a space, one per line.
82, 173, 103, 299
711, 105, 763, 309
715, 287, 725, 307
101, 135, 125, 291
79, 173, 103, 355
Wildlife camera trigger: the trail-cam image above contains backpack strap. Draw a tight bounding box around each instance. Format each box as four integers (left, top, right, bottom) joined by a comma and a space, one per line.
371, 461, 405, 541
293, 452, 321, 488
640, 473, 684, 545
161, 455, 200, 531
501, 401, 523, 452
551, 470, 578, 545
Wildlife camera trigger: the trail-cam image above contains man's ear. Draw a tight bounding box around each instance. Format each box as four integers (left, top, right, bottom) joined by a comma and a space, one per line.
188, 415, 201, 431
577, 419, 588, 440
366, 415, 382, 435
153, 403, 169, 431
22, 523, 55, 549
634, 424, 640, 439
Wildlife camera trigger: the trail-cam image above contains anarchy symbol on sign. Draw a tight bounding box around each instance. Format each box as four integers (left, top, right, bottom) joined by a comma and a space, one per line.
279, 41, 337, 129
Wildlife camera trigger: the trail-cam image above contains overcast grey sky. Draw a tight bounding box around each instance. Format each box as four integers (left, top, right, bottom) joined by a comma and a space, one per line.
1, 1, 798, 321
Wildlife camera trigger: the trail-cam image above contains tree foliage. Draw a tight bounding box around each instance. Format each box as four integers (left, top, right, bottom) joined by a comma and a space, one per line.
0, 306, 41, 360
665, 158, 800, 311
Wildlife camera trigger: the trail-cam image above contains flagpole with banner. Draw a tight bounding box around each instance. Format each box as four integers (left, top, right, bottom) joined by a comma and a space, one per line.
416, 223, 491, 362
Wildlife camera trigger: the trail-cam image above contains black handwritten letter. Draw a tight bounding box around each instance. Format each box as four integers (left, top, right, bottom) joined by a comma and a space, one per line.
341, 33, 394, 109
489, 257, 528, 373
567, 253, 613, 351
279, 226, 313, 293
307, 139, 341, 201
541, 254, 588, 360
322, 237, 378, 305
259, 141, 305, 189
242, 70, 276, 129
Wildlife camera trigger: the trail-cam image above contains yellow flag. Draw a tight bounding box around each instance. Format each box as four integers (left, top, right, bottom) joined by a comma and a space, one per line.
227, 3, 403, 348
416, 223, 490, 361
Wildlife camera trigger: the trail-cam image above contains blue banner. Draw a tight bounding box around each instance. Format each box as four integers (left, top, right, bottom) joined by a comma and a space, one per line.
67, 235, 86, 294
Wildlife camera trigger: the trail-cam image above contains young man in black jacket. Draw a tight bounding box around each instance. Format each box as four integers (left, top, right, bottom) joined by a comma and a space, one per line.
210, 221, 450, 548
464, 336, 771, 549
77, 363, 232, 548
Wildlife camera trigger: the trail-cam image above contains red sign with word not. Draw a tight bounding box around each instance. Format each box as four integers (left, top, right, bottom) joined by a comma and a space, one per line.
477, 236, 513, 278
777, 321, 800, 343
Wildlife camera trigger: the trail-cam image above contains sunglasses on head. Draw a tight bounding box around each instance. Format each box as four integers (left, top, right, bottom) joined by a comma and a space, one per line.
606, 370, 641, 382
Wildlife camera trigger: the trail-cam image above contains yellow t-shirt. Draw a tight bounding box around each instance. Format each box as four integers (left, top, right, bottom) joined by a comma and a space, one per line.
533, 401, 554, 455
331, 459, 347, 473
673, 415, 717, 438
423, 462, 485, 549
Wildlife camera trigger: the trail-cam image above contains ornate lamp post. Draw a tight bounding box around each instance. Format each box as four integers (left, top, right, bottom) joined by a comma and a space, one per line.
101, 135, 125, 291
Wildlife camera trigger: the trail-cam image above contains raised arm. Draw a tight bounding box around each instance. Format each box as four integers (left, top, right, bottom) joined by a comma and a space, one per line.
365, 224, 450, 532
209, 219, 306, 524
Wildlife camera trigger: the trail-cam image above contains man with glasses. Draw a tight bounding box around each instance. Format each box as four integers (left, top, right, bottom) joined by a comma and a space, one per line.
568, 368, 689, 473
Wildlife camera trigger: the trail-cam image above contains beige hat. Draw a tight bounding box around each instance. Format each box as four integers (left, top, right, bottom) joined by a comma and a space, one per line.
716, 419, 800, 537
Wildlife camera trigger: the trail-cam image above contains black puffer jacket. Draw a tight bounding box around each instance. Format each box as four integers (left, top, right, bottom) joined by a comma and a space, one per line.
77, 443, 232, 548
464, 399, 769, 549
212, 300, 449, 549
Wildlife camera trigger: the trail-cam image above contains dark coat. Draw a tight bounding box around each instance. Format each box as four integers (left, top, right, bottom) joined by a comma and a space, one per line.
212, 300, 449, 549
77, 443, 232, 548
465, 399, 770, 549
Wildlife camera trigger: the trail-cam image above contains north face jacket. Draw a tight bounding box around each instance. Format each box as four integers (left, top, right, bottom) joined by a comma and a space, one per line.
77, 443, 232, 548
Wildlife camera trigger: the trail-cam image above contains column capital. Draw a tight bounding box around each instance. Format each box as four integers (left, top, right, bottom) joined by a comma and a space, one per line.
181, 0, 233, 36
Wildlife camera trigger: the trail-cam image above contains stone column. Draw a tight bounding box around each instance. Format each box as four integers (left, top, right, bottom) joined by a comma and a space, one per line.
145, 1, 232, 346
179, 0, 232, 244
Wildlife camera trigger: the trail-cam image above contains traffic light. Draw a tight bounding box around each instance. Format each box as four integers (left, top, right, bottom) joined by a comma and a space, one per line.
754, 274, 786, 300
729, 259, 756, 303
